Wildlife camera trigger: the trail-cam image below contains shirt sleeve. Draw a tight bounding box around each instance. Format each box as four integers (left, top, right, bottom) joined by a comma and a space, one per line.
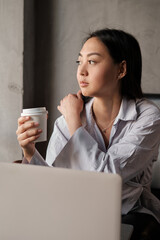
21, 115, 71, 167
21, 149, 49, 166
46, 116, 70, 166
30, 150, 49, 166
54, 106, 160, 183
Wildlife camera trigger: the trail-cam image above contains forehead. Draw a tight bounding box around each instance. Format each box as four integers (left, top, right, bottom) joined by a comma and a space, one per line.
80, 37, 109, 55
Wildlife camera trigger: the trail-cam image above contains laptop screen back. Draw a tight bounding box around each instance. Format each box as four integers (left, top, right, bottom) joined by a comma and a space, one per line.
0, 163, 122, 240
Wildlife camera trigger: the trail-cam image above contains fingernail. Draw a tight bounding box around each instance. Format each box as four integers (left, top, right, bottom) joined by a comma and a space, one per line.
38, 129, 42, 133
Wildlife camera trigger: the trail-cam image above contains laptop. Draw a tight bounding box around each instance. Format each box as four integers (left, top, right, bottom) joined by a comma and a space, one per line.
0, 162, 122, 240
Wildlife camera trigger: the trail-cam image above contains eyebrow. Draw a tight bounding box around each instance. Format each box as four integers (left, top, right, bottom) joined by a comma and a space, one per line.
79, 52, 103, 57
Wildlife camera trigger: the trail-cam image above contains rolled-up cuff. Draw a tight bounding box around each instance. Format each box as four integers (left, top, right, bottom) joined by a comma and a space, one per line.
30, 149, 49, 166
22, 157, 29, 164
22, 149, 49, 166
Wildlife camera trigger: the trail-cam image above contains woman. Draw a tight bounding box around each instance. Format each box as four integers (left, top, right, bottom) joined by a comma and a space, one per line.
16, 28, 160, 239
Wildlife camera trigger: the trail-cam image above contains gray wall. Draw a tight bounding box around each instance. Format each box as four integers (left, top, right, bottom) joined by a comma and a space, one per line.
1, 0, 160, 161
0, 0, 23, 162
23, 0, 160, 158
47, 0, 160, 127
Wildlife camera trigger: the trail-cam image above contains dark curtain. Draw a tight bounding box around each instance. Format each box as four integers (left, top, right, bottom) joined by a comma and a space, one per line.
23, 0, 54, 158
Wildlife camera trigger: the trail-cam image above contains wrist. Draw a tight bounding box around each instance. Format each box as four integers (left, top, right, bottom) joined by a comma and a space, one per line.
23, 148, 35, 163
66, 116, 82, 136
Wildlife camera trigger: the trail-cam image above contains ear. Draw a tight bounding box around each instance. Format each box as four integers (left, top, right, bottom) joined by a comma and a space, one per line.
118, 60, 127, 79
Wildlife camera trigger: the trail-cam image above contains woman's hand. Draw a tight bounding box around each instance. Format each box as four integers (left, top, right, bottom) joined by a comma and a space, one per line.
57, 90, 84, 136
16, 116, 42, 162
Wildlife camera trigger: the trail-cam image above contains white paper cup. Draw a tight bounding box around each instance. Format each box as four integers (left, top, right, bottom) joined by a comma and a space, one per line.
21, 107, 48, 143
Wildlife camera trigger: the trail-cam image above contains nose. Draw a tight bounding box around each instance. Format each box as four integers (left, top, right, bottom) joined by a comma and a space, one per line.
79, 63, 88, 76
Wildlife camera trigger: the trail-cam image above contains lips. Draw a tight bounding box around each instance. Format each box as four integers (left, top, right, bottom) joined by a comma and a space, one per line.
79, 81, 89, 87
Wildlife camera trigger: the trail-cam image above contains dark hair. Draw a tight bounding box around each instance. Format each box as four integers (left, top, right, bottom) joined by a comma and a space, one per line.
84, 28, 143, 99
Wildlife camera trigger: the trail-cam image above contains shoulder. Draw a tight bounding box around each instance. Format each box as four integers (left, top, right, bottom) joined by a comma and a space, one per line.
136, 98, 160, 118
131, 98, 160, 134
121, 97, 160, 133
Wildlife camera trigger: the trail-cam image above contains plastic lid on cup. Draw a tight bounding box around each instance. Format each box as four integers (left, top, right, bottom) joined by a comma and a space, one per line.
21, 107, 48, 116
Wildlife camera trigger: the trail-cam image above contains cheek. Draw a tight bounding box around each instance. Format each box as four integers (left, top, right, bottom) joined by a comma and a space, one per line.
76, 70, 79, 81
100, 66, 118, 82
92, 68, 110, 83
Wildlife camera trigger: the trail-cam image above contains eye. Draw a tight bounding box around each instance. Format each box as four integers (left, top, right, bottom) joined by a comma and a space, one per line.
76, 60, 81, 65
88, 60, 96, 65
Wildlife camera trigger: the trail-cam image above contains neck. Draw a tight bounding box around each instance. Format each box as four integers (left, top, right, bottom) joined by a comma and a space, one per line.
92, 95, 122, 124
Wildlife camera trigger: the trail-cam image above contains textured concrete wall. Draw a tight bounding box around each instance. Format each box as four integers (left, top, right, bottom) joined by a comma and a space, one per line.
24, 0, 160, 151
46, 0, 160, 125
23, 0, 160, 158
1, 1, 159, 162
0, 0, 23, 162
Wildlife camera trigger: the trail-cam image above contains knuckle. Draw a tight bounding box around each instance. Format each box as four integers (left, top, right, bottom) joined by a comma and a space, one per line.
34, 129, 38, 135
21, 141, 26, 148
18, 116, 24, 123
21, 125, 25, 132
30, 122, 34, 128
24, 139, 30, 145
25, 131, 29, 138
68, 94, 73, 98
18, 118, 21, 125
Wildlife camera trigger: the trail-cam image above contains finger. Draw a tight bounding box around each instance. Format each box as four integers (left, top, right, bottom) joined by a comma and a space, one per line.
18, 116, 31, 126
65, 93, 77, 99
68, 93, 77, 97
57, 105, 63, 114
17, 128, 42, 142
77, 90, 82, 99
20, 134, 41, 148
16, 121, 39, 136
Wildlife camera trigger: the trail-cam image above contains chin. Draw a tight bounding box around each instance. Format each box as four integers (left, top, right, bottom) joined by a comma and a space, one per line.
81, 92, 88, 97
81, 89, 91, 97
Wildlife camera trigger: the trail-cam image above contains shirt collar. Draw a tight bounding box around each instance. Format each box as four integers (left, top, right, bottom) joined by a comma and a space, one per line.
84, 97, 138, 126
116, 97, 137, 122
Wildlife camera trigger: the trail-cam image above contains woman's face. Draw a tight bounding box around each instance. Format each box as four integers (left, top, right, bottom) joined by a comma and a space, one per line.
77, 37, 121, 98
